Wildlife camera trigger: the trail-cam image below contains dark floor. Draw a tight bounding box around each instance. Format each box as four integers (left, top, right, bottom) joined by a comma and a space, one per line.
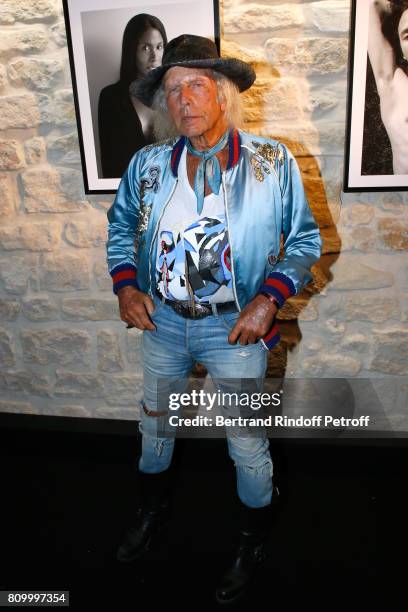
0, 415, 406, 610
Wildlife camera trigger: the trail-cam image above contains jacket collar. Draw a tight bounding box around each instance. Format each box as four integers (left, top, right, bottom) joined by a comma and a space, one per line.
170, 129, 241, 177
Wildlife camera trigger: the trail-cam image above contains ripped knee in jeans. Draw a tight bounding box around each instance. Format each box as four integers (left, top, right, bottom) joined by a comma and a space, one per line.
237, 459, 273, 478
138, 401, 169, 458
141, 401, 168, 418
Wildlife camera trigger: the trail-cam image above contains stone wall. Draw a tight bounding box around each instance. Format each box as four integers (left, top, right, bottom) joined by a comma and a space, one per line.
0, 0, 407, 421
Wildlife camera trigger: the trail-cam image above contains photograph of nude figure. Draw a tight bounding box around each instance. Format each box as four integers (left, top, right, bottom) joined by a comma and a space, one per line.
344, 0, 408, 191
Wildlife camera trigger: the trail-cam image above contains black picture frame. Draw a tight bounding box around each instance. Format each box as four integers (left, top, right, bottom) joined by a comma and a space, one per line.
343, 0, 408, 192
62, 0, 220, 194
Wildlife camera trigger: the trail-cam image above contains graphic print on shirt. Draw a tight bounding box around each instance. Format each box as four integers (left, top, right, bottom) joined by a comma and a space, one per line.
157, 214, 232, 302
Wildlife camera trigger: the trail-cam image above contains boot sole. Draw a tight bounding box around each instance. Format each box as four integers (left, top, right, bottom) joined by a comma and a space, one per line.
215, 587, 247, 606
215, 558, 265, 604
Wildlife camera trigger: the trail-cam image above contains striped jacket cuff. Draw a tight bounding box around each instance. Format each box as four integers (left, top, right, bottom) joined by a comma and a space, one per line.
110, 264, 139, 295
258, 272, 296, 308
261, 321, 281, 351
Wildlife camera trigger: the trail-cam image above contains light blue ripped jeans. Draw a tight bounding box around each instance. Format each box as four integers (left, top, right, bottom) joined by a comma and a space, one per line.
139, 294, 273, 508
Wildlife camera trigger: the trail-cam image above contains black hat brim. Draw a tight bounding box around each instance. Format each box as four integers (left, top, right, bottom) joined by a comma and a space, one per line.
131, 58, 256, 107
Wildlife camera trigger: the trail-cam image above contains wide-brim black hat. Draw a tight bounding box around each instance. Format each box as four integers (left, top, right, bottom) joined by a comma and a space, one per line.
130, 34, 256, 107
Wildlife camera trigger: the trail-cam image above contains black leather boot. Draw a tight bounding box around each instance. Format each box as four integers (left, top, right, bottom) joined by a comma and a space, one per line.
215, 488, 279, 605
116, 469, 172, 563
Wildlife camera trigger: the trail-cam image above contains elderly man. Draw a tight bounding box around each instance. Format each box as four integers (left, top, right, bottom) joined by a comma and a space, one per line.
106, 34, 321, 603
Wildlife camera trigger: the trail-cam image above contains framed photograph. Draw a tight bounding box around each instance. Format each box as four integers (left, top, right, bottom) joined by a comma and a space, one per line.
63, 0, 220, 194
344, 0, 408, 191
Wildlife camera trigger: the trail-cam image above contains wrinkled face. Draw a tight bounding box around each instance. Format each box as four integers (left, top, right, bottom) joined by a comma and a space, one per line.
163, 66, 226, 140
135, 28, 164, 78
398, 9, 408, 60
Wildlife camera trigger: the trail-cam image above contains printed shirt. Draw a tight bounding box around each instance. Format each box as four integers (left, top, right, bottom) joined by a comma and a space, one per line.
155, 148, 234, 304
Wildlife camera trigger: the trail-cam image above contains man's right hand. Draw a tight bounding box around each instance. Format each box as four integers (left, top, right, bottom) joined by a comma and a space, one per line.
117, 286, 156, 331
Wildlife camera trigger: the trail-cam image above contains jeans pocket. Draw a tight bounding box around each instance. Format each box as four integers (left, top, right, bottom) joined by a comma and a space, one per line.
150, 296, 165, 318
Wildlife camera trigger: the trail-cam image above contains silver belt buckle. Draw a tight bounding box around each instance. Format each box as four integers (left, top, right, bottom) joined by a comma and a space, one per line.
193, 302, 211, 318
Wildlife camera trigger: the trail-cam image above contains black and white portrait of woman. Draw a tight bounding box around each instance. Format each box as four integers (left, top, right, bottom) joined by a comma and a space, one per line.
63, 0, 218, 193
98, 14, 167, 178
344, 0, 408, 190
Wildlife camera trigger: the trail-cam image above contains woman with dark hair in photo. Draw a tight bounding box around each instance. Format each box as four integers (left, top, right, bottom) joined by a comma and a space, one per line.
98, 14, 167, 178
367, 0, 408, 175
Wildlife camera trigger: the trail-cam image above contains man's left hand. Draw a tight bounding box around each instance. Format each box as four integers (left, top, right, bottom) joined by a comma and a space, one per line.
228, 295, 278, 345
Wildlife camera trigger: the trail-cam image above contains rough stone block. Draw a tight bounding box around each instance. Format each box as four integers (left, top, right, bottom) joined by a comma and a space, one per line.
40, 252, 89, 291
0, 369, 50, 395
0, 253, 34, 294
47, 132, 80, 165
0, 299, 20, 320
378, 219, 408, 250
345, 292, 400, 322
265, 37, 348, 74
0, 26, 48, 55
54, 371, 104, 397
350, 226, 376, 252
94, 261, 112, 291
344, 203, 375, 226
0, 328, 15, 366
21, 328, 91, 366
0, 63, 7, 89
309, 0, 349, 33
0, 1, 59, 24
22, 296, 58, 321
0, 222, 60, 251
340, 334, 369, 352
371, 328, 408, 374
242, 78, 303, 123
103, 374, 143, 405
62, 298, 119, 321
126, 329, 143, 366
8, 57, 63, 90
0, 139, 25, 170
64, 221, 107, 248
98, 330, 124, 372
0, 174, 17, 216
24, 137, 46, 164
22, 167, 84, 213
0, 93, 40, 129
225, 3, 303, 33
328, 258, 394, 290
301, 354, 361, 376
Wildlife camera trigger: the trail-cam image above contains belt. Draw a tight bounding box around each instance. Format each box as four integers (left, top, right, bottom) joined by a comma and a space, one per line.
155, 290, 238, 319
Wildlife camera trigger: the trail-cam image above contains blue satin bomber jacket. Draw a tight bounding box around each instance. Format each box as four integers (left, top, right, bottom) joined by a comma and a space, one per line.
106, 129, 322, 350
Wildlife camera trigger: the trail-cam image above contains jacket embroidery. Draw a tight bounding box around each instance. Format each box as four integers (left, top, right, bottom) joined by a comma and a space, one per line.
141, 165, 161, 193
250, 142, 284, 182
134, 166, 161, 255
143, 137, 177, 153
134, 198, 151, 257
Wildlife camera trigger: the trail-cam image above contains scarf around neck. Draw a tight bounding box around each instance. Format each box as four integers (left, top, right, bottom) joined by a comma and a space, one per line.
185, 130, 229, 214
